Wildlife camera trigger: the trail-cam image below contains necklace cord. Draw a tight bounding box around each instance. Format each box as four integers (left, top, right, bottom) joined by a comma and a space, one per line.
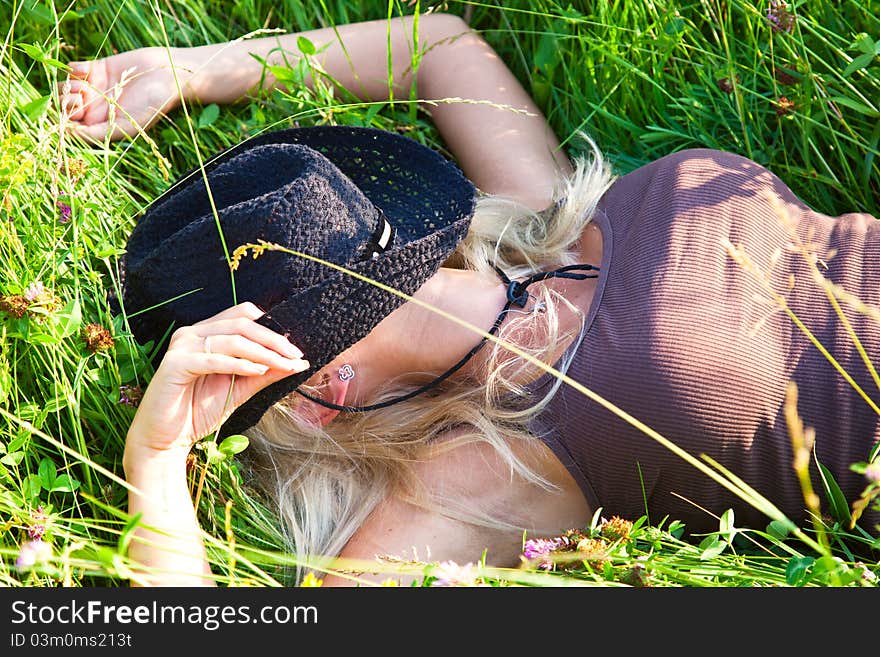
296, 263, 599, 412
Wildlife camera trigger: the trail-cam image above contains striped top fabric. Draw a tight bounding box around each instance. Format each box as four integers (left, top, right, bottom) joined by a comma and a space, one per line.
530, 148, 880, 535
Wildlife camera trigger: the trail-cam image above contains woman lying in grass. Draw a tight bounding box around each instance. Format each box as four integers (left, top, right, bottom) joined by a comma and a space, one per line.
60, 12, 880, 586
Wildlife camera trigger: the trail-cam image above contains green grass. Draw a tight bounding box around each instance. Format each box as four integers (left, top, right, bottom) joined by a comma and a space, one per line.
1, 0, 878, 587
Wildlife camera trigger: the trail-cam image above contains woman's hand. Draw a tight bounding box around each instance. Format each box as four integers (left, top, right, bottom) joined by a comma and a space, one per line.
59, 46, 187, 142
124, 302, 310, 465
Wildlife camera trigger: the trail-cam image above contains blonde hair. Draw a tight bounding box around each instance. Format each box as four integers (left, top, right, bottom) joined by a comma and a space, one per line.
243, 138, 615, 582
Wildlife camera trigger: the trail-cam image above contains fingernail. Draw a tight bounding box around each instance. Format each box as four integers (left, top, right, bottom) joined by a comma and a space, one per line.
249, 363, 270, 374
283, 343, 304, 359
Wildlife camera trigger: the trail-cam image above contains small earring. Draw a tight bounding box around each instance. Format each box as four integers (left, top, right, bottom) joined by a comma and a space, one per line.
338, 364, 355, 381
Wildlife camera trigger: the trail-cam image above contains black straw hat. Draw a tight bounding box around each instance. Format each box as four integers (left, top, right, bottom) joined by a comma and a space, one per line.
122, 126, 476, 436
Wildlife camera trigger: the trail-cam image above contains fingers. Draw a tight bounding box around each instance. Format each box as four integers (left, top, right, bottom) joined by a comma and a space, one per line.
67, 60, 93, 81
183, 317, 302, 359
162, 302, 310, 386
58, 59, 144, 142
168, 311, 308, 372
58, 80, 89, 122
176, 351, 309, 379
67, 121, 110, 143
189, 302, 303, 359
160, 339, 309, 387
67, 119, 138, 143
194, 301, 264, 324
198, 333, 307, 373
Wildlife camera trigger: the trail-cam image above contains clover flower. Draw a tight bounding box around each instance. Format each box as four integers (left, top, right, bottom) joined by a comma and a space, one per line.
16, 539, 52, 572
775, 96, 796, 116
19, 281, 61, 316
774, 66, 799, 86
56, 193, 72, 224
1, 283, 61, 319
522, 537, 563, 570
83, 323, 114, 353
118, 384, 144, 407
767, 1, 796, 33
621, 560, 653, 587
600, 516, 634, 542
24, 281, 45, 302
27, 505, 48, 541
574, 537, 610, 570
61, 159, 88, 182
0, 294, 30, 318
430, 560, 481, 586
716, 75, 741, 94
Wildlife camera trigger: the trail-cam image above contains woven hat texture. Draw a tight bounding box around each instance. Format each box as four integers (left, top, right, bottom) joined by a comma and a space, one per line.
123, 126, 476, 436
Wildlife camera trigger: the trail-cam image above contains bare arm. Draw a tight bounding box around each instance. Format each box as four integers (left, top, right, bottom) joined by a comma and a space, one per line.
122, 450, 214, 586
121, 303, 310, 586
64, 13, 571, 209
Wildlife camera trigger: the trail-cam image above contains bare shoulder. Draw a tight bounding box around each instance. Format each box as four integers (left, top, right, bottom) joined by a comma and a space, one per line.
414, 431, 592, 532
324, 430, 591, 585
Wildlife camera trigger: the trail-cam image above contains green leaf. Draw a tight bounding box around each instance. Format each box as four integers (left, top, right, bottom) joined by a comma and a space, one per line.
19, 42, 67, 69
826, 95, 879, 117
22, 1, 55, 24
698, 535, 726, 560
119, 512, 142, 553
843, 52, 876, 77
0, 451, 25, 466
38, 457, 57, 490
199, 440, 226, 464
28, 332, 59, 345
785, 556, 814, 586
664, 17, 685, 36
19, 95, 51, 120
51, 298, 81, 339
197, 103, 220, 128
810, 555, 846, 585
718, 508, 736, 542
8, 430, 29, 453
265, 64, 301, 84
363, 102, 386, 126
20, 42, 45, 60
50, 474, 80, 493
297, 36, 316, 56
849, 33, 876, 54
43, 395, 68, 414
23, 473, 42, 500
817, 461, 851, 525
766, 519, 792, 538
533, 31, 559, 74
218, 434, 249, 456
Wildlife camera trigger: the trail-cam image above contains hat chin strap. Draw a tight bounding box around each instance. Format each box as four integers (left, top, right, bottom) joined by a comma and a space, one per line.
296, 262, 599, 413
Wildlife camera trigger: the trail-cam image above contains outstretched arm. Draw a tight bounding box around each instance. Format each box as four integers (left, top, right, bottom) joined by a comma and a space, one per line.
62, 13, 571, 209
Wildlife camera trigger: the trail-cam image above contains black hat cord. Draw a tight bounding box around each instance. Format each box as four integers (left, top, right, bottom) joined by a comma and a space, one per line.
295, 263, 599, 413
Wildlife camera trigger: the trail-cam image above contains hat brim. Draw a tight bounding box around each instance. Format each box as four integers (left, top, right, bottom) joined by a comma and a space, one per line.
167, 126, 475, 242
220, 210, 471, 436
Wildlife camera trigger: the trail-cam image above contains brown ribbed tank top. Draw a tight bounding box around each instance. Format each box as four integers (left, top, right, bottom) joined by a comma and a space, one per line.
530, 148, 880, 536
